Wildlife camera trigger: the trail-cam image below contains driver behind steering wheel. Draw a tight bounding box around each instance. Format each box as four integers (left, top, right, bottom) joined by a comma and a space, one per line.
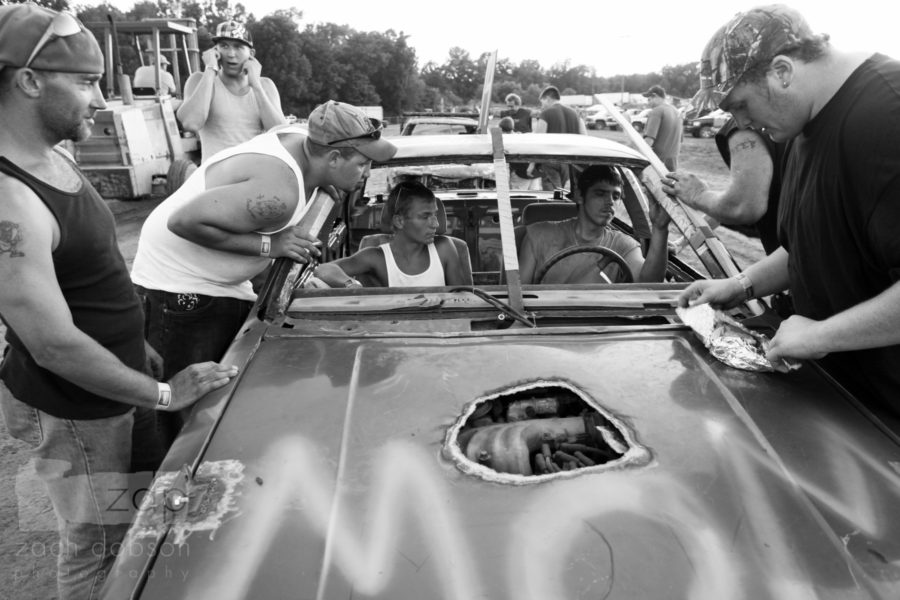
519, 165, 671, 284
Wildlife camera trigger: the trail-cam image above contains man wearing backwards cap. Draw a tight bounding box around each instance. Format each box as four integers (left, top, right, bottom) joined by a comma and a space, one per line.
678, 4, 900, 425
131, 99, 397, 444
0, 5, 238, 599
177, 19, 285, 162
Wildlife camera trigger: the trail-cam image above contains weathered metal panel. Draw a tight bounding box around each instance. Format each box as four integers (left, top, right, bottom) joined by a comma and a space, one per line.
108, 329, 900, 599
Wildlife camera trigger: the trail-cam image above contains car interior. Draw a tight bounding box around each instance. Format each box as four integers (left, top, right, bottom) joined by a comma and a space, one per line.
341, 161, 673, 287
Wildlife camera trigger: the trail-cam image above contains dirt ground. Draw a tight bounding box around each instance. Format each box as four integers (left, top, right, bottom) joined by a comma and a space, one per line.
0, 129, 762, 600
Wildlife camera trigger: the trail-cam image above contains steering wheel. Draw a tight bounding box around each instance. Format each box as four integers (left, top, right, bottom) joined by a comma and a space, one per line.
534, 245, 634, 284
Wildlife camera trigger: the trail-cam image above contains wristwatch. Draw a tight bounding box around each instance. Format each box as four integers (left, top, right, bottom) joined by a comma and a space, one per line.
735, 272, 754, 300
206, 65, 220, 73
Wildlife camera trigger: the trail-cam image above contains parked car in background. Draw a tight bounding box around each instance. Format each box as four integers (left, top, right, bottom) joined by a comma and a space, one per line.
586, 105, 644, 131
583, 105, 612, 130
400, 112, 479, 136
628, 108, 651, 133
684, 108, 730, 138
100, 131, 900, 600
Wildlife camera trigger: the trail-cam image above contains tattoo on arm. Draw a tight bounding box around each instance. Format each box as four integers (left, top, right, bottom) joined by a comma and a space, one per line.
246, 195, 287, 222
731, 138, 758, 154
0, 221, 25, 258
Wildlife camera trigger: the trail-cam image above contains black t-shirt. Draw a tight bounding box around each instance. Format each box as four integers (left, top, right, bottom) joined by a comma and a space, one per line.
540, 103, 581, 134
715, 118, 786, 255
501, 107, 532, 133
779, 53, 900, 418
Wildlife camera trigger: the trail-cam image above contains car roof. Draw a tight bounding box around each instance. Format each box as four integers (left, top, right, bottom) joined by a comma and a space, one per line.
403, 116, 479, 126
377, 132, 650, 168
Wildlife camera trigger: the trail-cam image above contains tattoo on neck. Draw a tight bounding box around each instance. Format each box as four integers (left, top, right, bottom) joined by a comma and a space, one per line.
247, 195, 287, 221
0, 221, 25, 258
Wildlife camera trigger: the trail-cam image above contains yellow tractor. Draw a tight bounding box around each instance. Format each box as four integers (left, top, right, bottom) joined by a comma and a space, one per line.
62, 17, 202, 199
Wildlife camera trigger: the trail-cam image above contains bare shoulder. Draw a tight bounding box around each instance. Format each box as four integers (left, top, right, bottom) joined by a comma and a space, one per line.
0, 173, 46, 218
205, 151, 297, 189
434, 235, 459, 257
184, 70, 206, 85
261, 78, 281, 97
0, 173, 56, 262
359, 245, 387, 266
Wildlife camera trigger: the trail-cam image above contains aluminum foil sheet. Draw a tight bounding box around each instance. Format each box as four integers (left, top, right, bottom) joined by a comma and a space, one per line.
677, 303, 799, 373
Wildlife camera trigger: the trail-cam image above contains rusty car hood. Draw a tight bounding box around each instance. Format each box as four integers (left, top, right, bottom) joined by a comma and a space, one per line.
104, 316, 900, 600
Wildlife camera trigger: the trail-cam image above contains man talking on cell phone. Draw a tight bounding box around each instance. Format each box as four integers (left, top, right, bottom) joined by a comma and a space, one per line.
176, 20, 286, 163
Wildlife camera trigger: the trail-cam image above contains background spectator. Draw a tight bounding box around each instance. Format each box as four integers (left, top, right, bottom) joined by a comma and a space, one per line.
499, 116, 541, 190
528, 85, 586, 190
176, 20, 286, 162
641, 85, 682, 171
132, 53, 176, 95
502, 92, 532, 132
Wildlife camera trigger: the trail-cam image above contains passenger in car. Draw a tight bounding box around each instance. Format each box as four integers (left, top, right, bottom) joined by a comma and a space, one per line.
518, 165, 671, 284
314, 181, 473, 287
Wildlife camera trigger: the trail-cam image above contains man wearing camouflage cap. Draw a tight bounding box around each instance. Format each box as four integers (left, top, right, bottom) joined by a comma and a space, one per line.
0, 4, 238, 598
177, 19, 286, 162
678, 4, 900, 425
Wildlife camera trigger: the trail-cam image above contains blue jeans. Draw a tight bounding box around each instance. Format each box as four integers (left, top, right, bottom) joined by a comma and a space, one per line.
0, 381, 162, 600
134, 285, 252, 445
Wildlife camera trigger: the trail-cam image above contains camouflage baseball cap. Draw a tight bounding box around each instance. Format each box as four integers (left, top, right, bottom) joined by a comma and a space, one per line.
212, 20, 252, 47
699, 4, 814, 105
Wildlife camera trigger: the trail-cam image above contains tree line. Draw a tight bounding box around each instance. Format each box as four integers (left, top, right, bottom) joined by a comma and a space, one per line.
25, 0, 702, 116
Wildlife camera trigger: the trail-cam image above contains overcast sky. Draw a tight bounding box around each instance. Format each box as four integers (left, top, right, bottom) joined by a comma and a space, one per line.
101, 1, 900, 76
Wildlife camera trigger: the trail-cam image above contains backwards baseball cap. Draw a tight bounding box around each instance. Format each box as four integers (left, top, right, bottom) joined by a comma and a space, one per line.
307, 100, 397, 162
699, 4, 814, 105
0, 4, 103, 73
642, 85, 666, 98
539, 85, 561, 99
212, 20, 252, 47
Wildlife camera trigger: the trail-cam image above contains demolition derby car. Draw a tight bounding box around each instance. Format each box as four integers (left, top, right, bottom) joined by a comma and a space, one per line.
102, 132, 900, 600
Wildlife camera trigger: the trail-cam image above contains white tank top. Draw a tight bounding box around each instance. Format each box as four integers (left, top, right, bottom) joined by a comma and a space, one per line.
131, 125, 312, 301
199, 76, 265, 162
381, 242, 445, 287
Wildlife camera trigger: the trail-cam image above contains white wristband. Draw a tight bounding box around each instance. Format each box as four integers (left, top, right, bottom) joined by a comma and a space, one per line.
260, 234, 272, 257
157, 382, 172, 410
735, 272, 754, 300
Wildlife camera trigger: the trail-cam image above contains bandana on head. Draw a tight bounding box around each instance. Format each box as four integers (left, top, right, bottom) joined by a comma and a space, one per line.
0, 4, 103, 73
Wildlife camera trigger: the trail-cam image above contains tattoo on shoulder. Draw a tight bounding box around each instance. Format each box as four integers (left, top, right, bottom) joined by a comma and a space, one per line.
0, 221, 25, 258
246, 195, 287, 222
732, 138, 758, 154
